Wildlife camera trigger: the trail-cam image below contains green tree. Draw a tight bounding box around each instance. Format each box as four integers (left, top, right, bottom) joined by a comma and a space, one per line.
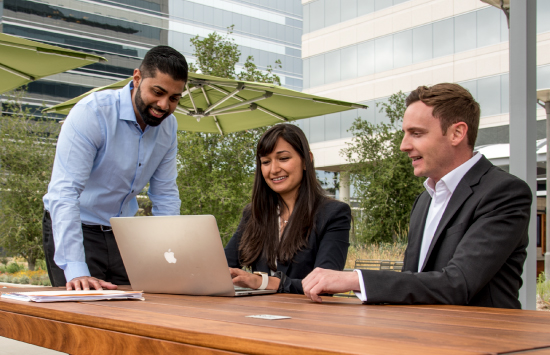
342, 92, 424, 244
177, 27, 283, 245
0, 89, 60, 270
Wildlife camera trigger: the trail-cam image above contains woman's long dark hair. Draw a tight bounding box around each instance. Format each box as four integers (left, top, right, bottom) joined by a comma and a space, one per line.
238, 124, 327, 270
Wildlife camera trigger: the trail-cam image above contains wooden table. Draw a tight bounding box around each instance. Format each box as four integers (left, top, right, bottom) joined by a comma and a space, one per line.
1, 287, 550, 355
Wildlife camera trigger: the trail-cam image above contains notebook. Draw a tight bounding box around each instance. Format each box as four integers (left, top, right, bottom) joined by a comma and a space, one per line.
110, 215, 276, 297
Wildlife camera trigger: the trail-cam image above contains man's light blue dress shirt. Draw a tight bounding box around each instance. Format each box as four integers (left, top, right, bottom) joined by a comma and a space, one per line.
43, 82, 181, 282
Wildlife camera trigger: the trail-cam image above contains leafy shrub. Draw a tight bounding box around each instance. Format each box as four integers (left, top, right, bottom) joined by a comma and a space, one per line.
0, 257, 8, 265
537, 272, 550, 307
18, 275, 30, 284
6, 262, 21, 274
36, 259, 47, 271
0, 265, 6, 273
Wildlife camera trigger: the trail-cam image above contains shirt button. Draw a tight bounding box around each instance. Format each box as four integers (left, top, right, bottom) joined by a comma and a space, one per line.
139, 163, 141, 167
132, 190, 134, 193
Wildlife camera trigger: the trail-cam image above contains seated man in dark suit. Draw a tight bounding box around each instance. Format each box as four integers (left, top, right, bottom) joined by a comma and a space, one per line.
302, 83, 532, 309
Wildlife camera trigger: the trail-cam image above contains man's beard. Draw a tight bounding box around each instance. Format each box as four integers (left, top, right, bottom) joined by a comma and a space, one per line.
135, 84, 171, 127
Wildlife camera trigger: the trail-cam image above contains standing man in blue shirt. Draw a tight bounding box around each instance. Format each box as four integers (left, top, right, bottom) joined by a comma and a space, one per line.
43, 46, 188, 291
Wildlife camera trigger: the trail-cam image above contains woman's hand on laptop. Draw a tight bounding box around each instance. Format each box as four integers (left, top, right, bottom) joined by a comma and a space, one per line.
66, 276, 118, 291
229, 268, 280, 290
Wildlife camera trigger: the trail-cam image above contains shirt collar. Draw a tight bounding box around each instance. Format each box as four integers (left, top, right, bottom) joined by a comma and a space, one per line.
119, 81, 138, 123
423, 152, 482, 198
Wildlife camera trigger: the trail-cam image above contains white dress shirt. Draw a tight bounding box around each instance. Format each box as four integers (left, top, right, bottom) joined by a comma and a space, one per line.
354, 152, 482, 302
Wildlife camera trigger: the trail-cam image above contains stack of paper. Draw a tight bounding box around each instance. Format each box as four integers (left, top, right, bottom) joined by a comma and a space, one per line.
1, 290, 144, 302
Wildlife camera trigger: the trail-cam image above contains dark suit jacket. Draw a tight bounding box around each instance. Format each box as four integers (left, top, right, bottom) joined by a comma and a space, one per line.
225, 199, 351, 294
360, 156, 532, 308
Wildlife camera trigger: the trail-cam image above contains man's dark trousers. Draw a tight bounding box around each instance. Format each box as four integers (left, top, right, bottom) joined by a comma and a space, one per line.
42, 211, 130, 287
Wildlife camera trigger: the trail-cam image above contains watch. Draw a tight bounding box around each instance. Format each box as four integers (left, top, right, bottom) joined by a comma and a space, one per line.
253, 271, 269, 290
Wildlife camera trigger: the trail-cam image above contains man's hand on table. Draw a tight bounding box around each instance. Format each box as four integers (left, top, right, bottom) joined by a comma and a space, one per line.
302, 268, 360, 303
66, 276, 118, 291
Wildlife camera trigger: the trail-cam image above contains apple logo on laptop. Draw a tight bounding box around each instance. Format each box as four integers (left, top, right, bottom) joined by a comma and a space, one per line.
164, 249, 177, 263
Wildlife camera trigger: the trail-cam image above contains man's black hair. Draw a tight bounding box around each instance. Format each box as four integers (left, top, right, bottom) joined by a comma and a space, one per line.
140, 46, 188, 82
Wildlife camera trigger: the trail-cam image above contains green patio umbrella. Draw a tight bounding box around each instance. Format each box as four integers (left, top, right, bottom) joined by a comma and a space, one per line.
44, 73, 367, 134
0, 33, 106, 94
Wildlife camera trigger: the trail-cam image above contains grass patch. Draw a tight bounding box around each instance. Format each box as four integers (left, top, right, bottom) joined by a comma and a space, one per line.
537, 272, 550, 310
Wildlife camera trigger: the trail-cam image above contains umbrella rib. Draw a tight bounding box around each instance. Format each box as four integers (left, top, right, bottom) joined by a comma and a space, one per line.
185, 83, 198, 112
256, 106, 287, 122
0, 63, 34, 80
207, 84, 245, 102
209, 92, 272, 115
204, 83, 245, 114
212, 105, 257, 116
201, 86, 224, 136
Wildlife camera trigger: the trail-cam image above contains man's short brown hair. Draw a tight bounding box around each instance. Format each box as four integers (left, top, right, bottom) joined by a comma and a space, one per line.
406, 83, 480, 149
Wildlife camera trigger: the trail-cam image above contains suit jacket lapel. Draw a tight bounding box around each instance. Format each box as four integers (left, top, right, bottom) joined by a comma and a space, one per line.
419, 156, 493, 271
404, 192, 431, 272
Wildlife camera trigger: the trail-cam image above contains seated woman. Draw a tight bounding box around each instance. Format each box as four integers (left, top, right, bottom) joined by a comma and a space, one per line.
224, 124, 351, 294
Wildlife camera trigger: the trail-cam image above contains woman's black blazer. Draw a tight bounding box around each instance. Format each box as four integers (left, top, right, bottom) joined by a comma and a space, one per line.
224, 199, 351, 294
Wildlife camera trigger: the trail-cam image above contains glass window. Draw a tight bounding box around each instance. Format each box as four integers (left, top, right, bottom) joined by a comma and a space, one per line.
375, 0, 393, 11
277, 24, 285, 42
285, 26, 294, 43
341, 109, 358, 138
242, 14, 251, 33
476, 7, 501, 48
251, 17, 260, 34
309, 115, 325, 143
460, 80, 477, 101
358, 40, 374, 77
310, 0, 325, 32
203, 6, 214, 25
362, 99, 376, 124
303, 58, 310, 89
341, 0, 357, 22
538, 65, 550, 89
325, 50, 341, 84
303, 4, 310, 33
223, 10, 233, 29
293, 27, 302, 45
214, 8, 223, 26
325, 113, 341, 141
295, 118, 310, 141
294, 57, 302, 74
375, 35, 393, 73
358, 0, 374, 16
501, 73, 509, 114
500, 9, 509, 42
538, 0, 550, 34
454, 12, 476, 53
193, 3, 204, 23
269, 21, 277, 38
341, 46, 358, 81
259, 20, 269, 38
325, 0, 341, 28
477, 75, 501, 117
233, 13, 243, 31
433, 18, 454, 58
393, 30, 412, 68
259, 50, 269, 67
310, 55, 325, 87
413, 24, 432, 63
183, 1, 193, 21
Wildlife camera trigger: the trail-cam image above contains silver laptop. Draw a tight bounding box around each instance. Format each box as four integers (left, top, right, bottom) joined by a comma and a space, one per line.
110, 215, 276, 296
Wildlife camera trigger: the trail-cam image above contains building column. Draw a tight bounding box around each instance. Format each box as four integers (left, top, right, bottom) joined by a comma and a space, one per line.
509, 0, 537, 310
339, 171, 350, 204
546, 101, 550, 277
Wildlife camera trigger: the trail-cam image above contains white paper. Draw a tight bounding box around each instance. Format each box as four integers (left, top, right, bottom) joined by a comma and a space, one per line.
1, 290, 144, 303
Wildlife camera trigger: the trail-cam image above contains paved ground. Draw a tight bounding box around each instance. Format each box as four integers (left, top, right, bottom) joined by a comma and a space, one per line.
0, 337, 66, 355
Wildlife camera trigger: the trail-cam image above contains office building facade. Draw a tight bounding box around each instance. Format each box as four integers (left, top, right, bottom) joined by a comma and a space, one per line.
0, 0, 303, 112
